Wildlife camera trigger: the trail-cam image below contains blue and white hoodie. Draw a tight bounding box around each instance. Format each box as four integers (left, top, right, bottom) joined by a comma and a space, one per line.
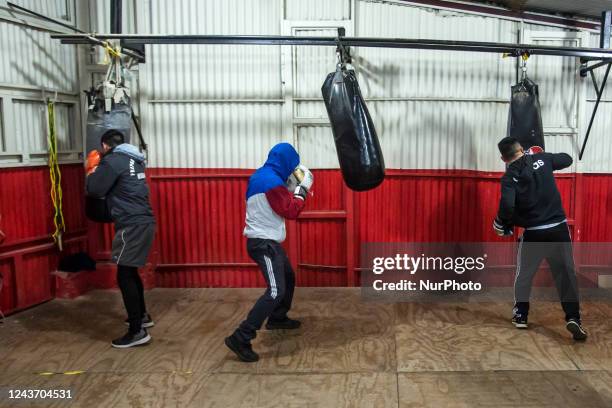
243, 143, 306, 243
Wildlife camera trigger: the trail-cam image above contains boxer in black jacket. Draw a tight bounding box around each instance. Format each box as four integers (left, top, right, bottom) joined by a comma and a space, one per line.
86, 130, 156, 348
494, 137, 587, 340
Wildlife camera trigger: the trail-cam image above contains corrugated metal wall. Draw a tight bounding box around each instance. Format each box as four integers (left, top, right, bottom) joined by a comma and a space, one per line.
0, 1, 85, 313
3, 0, 612, 301
9, 0, 73, 21
119, 0, 612, 288
140, 0, 284, 168
136, 0, 608, 173
0, 22, 78, 91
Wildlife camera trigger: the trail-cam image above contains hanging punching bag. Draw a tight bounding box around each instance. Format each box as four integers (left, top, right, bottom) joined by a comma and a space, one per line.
507, 77, 545, 151
85, 82, 132, 154
84, 81, 133, 223
321, 66, 385, 191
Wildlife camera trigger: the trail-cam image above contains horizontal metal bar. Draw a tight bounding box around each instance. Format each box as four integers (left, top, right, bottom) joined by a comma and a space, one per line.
150, 173, 251, 180
0, 233, 87, 259
298, 263, 346, 270
294, 96, 510, 103
148, 98, 285, 104
50, 34, 612, 59
156, 262, 256, 269
299, 210, 347, 219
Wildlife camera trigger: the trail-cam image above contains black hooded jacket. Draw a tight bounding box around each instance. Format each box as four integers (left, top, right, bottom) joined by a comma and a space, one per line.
497, 152, 572, 229
86, 143, 155, 229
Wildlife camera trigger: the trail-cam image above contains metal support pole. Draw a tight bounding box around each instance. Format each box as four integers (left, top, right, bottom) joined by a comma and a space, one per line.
579, 63, 612, 160
110, 0, 122, 34
601, 11, 612, 49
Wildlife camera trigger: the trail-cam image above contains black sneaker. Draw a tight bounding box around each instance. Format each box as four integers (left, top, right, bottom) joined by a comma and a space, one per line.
224, 335, 259, 363
111, 329, 151, 348
265, 318, 301, 330
512, 314, 528, 329
566, 319, 588, 341
124, 313, 155, 328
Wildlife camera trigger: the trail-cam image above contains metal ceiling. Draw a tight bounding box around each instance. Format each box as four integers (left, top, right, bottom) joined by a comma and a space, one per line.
472, 0, 612, 19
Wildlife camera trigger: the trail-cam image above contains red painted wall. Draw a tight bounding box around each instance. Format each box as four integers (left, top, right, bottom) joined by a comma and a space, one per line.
3, 165, 612, 313
0, 164, 88, 315
88, 168, 612, 289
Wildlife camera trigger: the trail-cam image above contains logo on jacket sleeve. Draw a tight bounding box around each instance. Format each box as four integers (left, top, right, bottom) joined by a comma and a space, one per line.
129, 159, 135, 176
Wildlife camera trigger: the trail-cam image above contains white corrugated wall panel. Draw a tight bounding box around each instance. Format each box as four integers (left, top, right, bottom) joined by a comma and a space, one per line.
144, 0, 282, 100
285, 0, 351, 20
575, 32, 612, 173
369, 100, 508, 171
356, 1, 517, 99
0, 21, 78, 92
529, 41, 579, 130
580, 103, 612, 173
9, 0, 73, 21
295, 100, 511, 171
296, 126, 337, 168
147, 103, 283, 168
141, 0, 285, 168
12, 101, 76, 157
134, 0, 607, 172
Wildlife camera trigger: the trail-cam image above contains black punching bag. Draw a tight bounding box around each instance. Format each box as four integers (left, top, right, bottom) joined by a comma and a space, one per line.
84, 81, 132, 223
508, 77, 545, 150
322, 66, 385, 191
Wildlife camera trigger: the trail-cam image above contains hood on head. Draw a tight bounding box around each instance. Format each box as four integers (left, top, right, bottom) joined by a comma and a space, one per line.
113, 143, 146, 163
263, 143, 300, 181
507, 154, 534, 182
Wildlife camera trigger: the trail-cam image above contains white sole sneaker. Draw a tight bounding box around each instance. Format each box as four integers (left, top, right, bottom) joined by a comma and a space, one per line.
566, 321, 587, 341
125, 321, 155, 328
111, 333, 151, 349
513, 321, 528, 329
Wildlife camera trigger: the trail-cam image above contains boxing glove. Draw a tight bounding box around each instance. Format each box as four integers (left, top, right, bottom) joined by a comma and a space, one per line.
526, 146, 544, 155
493, 218, 513, 237
297, 165, 314, 191
85, 150, 101, 175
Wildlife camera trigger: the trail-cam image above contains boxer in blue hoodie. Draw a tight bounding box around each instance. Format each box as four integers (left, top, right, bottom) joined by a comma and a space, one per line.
225, 143, 313, 362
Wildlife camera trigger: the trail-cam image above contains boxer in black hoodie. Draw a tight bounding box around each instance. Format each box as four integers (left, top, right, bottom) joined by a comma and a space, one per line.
86, 130, 156, 348
494, 137, 587, 340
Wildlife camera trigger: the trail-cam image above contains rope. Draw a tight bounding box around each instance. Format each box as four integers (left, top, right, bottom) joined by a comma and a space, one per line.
47, 100, 66, 251
101, 42, 122, 70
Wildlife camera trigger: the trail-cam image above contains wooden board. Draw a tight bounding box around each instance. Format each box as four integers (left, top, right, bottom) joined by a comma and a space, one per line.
1, 288, 611, 407
395, 302, 579, 372
398, 371, 612, 408
0, 371, 397, 408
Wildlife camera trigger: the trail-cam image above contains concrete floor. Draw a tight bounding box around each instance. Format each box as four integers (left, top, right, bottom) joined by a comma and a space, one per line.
0, 287, 611, 407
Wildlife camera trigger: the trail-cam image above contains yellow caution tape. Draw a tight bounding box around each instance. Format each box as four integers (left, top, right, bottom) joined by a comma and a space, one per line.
63, 370, 85, 375
37, 370, 85, 376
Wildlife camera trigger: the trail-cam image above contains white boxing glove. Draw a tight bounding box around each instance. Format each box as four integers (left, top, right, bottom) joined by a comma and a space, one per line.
296, 164, 313, 191
293, 165, 313, 200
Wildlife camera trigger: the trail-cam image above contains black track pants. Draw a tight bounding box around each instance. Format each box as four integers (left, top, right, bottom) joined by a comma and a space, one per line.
513, 222, 580, 321
234, 238, 295, 344
117, 265, 147, 333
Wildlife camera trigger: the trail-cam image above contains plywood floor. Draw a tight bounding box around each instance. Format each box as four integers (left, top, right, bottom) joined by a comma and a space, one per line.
0, 288, 611, 407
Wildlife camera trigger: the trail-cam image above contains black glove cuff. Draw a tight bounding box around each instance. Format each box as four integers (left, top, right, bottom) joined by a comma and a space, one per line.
294, 186, 308, 200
